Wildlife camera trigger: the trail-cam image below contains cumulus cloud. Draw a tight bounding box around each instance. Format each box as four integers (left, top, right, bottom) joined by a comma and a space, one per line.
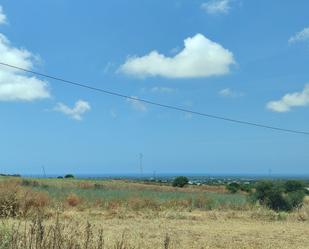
127, 96, 147, 112
266, 85, 309, 112
150, 86, 176, 93
201, 0, 231, 14
0, 6, 7, 25
0, 7, 50, 102
120, 33, 235, 79
289, 27, 309, 44
219, 88, 244, 98
54, 100, 91, 120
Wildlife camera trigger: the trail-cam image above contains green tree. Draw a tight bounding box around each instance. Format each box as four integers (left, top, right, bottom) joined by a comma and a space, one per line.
226, 182, 241, 193
64, 174, 75, 179
254, 181, 274, 204
172, 176, 189, 188
284, 180, 305, 193
266, 189, 291, 211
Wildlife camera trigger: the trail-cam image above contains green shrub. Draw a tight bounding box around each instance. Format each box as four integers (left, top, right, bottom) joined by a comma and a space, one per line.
172, 176, 189, 188
254, 181, 274, 204
64, 174, 75, 179
226, 182, 240, 193
240, 184, 252, 193
252, 181, 305, 212
284, 180, 305, 193
286, 190, 305, 209
266, 189, 291, 211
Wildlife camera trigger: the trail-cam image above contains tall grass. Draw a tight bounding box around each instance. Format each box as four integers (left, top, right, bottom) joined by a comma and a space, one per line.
31, 183, 247, 210
0, 177, 248, 214
0, 180, 49, 218
0, 215, 171, 249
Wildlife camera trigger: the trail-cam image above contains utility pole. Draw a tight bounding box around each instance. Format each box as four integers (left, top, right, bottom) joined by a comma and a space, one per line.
42, 165, 46, 178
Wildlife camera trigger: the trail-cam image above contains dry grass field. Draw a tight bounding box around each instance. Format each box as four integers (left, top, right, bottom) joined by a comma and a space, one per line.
37, 208, 308, 249
0, 177, 308, 249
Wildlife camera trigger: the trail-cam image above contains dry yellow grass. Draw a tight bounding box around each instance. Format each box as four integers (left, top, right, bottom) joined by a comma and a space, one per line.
34, 208, 308, 249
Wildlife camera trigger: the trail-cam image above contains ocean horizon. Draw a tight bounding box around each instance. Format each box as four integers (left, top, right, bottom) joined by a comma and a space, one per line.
21, 173, 309, 180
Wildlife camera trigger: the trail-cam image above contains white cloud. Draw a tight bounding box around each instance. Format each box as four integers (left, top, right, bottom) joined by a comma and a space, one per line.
54, 100, 91, 120
201, 0, 231, 14
127, 96, 147, 112
150, 86, 176, 93
0, 6, 7, 25
120, 33, 235, 79
266, 85, 309, 112
0, 29, 50, 102
289, 27, 309, 44
219, 88, 244, 98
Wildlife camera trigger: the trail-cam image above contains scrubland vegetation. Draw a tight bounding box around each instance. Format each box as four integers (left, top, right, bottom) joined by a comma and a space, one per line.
0, 176, 308, 248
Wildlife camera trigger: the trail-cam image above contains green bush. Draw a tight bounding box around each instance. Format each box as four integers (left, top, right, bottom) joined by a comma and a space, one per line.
226, 182, 240, 193
254, 181, 274, 203
172, 176, 189, 188
240, 184, 252, 193
252, 181, 305, 212
287, 190, 305, 209
284, 180, 305, 192
64, 174, 75, 179
266, 188, 291, 211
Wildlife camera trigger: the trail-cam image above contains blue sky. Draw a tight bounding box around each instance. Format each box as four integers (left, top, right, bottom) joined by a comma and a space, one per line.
0, 0, 309, 175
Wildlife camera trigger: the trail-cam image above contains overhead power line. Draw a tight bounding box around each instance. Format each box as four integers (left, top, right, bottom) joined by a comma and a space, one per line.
0, 61, 309, 136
